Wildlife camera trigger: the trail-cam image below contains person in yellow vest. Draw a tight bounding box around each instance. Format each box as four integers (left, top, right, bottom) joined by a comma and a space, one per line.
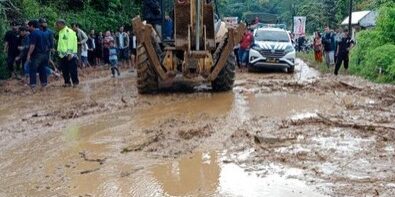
55, 19, 79, 87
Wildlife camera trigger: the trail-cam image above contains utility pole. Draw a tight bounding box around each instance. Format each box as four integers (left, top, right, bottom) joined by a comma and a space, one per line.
291, 3, 295, 33
348, 0, 353, 36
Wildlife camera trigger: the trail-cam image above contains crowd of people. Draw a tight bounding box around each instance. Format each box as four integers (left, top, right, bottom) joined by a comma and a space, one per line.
3, 18, 138, 92
311, 26, 354, 75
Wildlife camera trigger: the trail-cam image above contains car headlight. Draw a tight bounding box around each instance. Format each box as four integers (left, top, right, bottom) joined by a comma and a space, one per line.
284, 45, 295, 54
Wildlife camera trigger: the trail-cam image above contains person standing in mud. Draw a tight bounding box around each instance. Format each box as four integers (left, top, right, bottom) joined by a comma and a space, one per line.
55, 19, 79, 87
15, 26, 30, 80
115, 26, 130, 67
39, 18, 56, 74
3, 22, 20, 79
87, 30, 96, 66
334, 29, 354, 76
313, 32, 323, 63
27, 20, 49, 90
129, 31, 137, 73
95, 31, 104, 65
322, 26, 336, 67
239, 28, 254, 71
109, 41, 121, 77
103, 31, 114, 66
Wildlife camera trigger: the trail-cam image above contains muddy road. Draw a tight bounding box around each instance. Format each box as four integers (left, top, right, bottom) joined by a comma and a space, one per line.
0, 60, 394, 197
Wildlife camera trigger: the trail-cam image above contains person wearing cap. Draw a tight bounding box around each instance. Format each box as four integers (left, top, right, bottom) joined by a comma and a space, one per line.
26, 20, 49, 90
3, 22, 20, 78
56, 19, 79, 87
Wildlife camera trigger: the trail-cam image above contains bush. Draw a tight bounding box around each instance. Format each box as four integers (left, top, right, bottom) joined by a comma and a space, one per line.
364, 44, 395, 82
350, 30, 383, 71
376, 5, 395, 43
349, 5, 395, 83
0, 6, 9, 79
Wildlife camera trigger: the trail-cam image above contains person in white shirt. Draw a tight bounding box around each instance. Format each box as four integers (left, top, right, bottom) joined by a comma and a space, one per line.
116, 26, 130, 67
128, 31, 137, 72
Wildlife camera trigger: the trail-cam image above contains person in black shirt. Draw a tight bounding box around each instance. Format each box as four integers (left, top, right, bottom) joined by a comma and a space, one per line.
87, 30, 96, 66
15, 26, 30, 78
334, 29, 354, 76
3, 22, 20, 78
95, 32, 104, 65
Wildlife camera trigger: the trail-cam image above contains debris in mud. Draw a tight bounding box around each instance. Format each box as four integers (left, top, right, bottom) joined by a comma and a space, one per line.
178, 124, 213, 140
2, 60, 395, 197
337, 80, 363, 91
288, 112, 395, 132
80, 168, 100, 174
120, 167, 144, 177
254, 135, 297, 145
315, 113, 395, 131
121, 96, 127, 104
121, 133, 162, 153
79, 151, 107, 165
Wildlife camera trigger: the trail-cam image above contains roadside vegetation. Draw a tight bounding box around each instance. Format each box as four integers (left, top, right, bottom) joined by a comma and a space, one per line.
298, 4, 395, 84
0, 0, 141, 79
350, 5, 395, 83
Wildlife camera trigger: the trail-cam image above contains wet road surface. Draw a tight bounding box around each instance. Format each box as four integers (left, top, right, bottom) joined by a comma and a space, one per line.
0, 60, 394, 196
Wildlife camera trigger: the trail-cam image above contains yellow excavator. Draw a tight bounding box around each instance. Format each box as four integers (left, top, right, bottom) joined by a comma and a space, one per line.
133, 0, 245, 93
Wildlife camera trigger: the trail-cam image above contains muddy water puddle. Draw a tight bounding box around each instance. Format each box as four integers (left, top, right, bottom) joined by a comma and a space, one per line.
245, 92, 335, 118
133, 92, 236, 127
129, 151, 328, 197
17, 90, 336, 197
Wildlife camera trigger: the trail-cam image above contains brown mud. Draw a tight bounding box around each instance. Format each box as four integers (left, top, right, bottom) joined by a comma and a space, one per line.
0, 60, 394, 197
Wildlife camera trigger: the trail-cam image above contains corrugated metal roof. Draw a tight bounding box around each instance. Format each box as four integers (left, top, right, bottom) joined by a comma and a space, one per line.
341, 11, 371, 25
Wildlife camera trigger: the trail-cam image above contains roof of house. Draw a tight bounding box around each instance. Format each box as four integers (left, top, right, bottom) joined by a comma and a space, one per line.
341, 11, 372, 25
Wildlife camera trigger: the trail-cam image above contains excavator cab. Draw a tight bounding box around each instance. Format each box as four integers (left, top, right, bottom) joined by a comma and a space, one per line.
133, 0, 245, 94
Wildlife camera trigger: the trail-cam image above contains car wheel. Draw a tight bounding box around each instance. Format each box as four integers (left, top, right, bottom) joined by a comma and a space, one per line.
287, 66, 295, 73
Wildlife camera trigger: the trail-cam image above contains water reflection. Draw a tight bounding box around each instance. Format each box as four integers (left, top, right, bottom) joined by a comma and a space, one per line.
147, 152, 328, 197
151, 152, 220, 196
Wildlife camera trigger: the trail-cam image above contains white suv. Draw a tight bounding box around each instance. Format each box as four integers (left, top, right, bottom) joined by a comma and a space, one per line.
248, 28, 296, 72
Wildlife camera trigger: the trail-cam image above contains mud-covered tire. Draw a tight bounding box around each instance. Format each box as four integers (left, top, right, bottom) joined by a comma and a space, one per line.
211, 52, 236, 91
287, 66, 295, 73
247, 64, 257, 73
136, 44, 159, 94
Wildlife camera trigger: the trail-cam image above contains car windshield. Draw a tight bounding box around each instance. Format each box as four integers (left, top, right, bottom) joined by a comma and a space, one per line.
255, 30, 290, 42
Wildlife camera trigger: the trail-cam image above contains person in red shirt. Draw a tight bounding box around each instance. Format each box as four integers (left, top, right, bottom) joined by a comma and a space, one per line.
239, 29, 254, 71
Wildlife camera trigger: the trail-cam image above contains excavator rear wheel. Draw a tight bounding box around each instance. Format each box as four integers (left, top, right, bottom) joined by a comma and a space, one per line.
136, 44, 159, 94
211, 52, 236, 91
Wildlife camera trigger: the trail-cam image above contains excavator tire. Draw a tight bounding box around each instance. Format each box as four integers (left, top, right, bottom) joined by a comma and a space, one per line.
136, 44, 159, 94
211, 51, 236, 91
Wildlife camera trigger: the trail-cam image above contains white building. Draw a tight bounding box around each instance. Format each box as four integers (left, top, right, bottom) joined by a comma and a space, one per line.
341, 10, 378, 39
